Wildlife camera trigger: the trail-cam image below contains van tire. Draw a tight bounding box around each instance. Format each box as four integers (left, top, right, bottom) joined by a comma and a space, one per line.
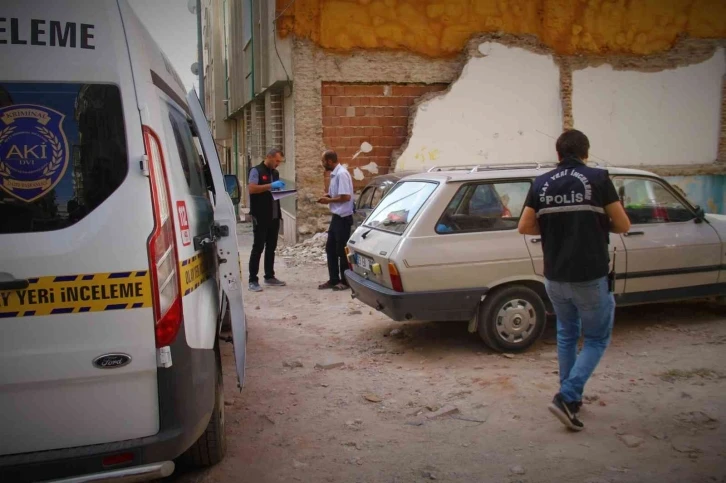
183, 349, 226, 467
478, 285, 546, 353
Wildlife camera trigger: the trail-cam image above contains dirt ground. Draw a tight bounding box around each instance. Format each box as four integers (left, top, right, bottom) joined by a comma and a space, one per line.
171, 224, 726, 483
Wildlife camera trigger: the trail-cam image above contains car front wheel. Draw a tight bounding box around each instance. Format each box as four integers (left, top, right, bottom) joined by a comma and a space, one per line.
478, 285, 546, 352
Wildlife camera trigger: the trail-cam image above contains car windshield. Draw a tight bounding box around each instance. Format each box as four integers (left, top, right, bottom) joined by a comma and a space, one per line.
364, 181, 438, 234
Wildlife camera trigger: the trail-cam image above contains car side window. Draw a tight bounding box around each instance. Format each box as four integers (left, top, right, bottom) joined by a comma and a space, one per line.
612, 177, 694, 224
370, 187, 384, 208
436, 181, 530, 234
357, 186, 375, 209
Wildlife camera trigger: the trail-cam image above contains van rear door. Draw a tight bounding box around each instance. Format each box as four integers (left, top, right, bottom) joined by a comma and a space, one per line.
187, 91, 247, 387
0, 0, 160, 455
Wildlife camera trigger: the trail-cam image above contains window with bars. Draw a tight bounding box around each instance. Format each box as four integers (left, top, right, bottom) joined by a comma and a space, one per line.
254, 97, 266, 158
269, 92, 284, 152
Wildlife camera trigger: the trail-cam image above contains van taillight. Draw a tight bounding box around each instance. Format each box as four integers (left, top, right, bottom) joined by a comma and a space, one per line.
143, 126, 183, 348
388, 262, 403, 293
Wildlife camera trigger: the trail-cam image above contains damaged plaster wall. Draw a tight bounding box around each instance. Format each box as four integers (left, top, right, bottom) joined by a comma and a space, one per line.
395, 42, 563, 171
573, 47, 726, 167
396, 38, 726, 174
292, 39, 463, 235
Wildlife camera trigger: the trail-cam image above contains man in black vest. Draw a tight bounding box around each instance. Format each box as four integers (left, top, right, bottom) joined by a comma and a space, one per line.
518, 129, 630, 431
248, 148, 287, 292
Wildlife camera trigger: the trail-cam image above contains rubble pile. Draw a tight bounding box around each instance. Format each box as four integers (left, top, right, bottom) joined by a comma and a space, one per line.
279, 232, 328, 266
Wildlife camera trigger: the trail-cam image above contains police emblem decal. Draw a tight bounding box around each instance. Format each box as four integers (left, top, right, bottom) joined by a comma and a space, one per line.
0, 104, 70, 203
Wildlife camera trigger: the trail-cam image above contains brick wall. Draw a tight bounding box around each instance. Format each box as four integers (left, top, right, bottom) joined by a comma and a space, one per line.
322, 82, 448, 189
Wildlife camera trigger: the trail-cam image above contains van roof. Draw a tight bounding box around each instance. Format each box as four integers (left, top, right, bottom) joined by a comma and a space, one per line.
397, 164, 661, 183
2, 0, 189, 111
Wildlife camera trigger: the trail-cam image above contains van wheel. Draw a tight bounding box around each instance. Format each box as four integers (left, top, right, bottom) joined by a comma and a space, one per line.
183, 350, 226, 467
478, 285, 546, 353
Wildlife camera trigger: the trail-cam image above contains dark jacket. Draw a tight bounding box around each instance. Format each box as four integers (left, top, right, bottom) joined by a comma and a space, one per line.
249, 162, 281, 222
524, 157, 620, 282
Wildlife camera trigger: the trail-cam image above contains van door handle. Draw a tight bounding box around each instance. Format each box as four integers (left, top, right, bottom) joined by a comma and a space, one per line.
0, 279, 29, 290
194, 233, 215, 251
529, 237, 541, 244
624, 231, 644, 237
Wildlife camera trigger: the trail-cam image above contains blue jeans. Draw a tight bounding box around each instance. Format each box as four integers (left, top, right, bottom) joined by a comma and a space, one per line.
544, 276, 615, 404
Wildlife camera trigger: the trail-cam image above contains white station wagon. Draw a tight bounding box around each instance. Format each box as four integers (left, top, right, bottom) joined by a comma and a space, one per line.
344, 163, 726, 352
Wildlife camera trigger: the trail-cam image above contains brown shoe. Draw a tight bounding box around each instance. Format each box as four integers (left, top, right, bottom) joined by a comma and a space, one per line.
332, 283, 349, 291
318, 281, 336, 290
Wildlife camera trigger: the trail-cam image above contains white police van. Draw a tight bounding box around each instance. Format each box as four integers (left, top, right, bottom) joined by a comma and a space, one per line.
0, 1, 247, 481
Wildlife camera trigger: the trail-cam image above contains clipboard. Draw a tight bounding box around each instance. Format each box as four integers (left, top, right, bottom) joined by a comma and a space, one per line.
272, 189, 297, 201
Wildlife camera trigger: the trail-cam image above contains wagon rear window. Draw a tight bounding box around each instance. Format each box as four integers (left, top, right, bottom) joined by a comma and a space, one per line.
364, 181, 437, 234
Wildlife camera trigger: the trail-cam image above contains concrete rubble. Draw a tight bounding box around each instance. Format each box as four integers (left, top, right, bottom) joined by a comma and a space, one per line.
279, 232, 328, 266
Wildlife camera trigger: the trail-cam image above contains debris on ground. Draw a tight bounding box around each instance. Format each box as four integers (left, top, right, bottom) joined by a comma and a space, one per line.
510, 465, 526, 475
315, 359, 345, 370
363, 393, 383, 403
386, 328, 404, 338
619, 434, 645, 448
279, 233, 328, 266
283, 360, 304, 368
426, 405, 460, 420
292, 459, 308, 469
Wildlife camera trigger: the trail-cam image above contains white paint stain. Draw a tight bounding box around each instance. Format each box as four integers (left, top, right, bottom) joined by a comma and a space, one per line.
353, 167, 365, 181
361, 161, 379, 174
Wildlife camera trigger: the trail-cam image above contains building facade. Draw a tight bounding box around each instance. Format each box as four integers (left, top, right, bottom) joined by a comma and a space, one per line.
204, 0, 726, 243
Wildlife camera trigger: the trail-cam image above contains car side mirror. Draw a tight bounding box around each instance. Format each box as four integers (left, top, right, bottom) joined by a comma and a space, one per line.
224, 174, 241, 205
694, 205, 705, 223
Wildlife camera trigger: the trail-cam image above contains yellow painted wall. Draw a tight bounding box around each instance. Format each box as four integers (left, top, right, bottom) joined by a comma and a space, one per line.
276, 0, 726, 57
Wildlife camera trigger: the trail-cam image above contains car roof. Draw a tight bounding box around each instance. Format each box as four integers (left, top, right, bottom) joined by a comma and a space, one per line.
395, 164, 662, 183
367, 170, 421, 185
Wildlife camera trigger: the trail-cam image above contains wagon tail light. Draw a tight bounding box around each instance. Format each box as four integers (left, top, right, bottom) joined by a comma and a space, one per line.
388, 262, 403, 293
144, 126, 183, 348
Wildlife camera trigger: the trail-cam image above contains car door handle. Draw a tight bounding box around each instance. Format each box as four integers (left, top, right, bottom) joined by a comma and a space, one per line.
0, 279, 29, 290
624, 231, 645, 237
529, 237, 541, 244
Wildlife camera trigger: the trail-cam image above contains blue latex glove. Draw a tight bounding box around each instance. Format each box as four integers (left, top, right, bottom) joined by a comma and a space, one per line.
271, 180, 285, 191
436, 223, 453, 233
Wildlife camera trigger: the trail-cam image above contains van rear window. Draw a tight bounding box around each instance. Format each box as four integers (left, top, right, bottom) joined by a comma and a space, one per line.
0, 83, 127, 234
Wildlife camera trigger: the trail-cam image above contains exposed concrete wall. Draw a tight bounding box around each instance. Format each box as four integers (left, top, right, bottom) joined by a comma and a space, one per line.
292, 39, 462, 236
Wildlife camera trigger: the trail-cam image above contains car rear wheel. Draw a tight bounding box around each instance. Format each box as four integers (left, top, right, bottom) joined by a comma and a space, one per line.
478, 285, 546, 352
183, 348, 226, 467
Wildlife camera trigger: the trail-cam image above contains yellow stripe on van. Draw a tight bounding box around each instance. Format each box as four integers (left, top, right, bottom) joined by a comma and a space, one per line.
179, 252, 213, 296
0, 253, 215, 319
0, 271, 152, 318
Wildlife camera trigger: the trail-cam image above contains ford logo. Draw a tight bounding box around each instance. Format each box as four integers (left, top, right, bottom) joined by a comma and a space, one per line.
93, 353, 132, 369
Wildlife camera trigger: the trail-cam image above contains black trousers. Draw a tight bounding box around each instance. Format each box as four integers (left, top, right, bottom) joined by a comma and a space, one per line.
326, 214, 353, 284
249, 217, 280, 283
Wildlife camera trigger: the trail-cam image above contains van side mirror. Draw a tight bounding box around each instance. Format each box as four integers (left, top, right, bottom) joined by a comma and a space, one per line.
224, 174, 241, 205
